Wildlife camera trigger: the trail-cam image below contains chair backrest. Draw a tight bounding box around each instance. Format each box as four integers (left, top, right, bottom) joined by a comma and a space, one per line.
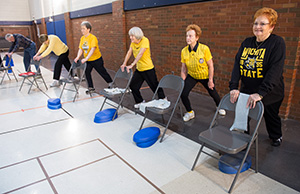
3, 56, 12, 67
71, 61, 86, 71
219, 93, 264, 121
31, 60, 40, 67
114, 68, 133, 81
157, 74, 184, 92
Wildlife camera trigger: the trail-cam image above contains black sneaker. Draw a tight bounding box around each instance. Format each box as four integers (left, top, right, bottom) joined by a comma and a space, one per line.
86, 88, 95, 94
271, 137, 282, 147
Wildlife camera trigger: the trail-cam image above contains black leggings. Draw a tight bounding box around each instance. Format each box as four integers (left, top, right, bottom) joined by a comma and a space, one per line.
181, 74, 220, 112
130, 68, 165, 103
85, 57, 112, 88
53, 49, 71, 80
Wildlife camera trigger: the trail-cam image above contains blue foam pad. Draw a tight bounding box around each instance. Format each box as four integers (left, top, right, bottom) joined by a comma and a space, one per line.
94, 108, 118, 123
47, 98, 61, 110
133, 127, 160, 148
218, 152, 252, 174
48, 98, 61, 105
47, 103, 62, 110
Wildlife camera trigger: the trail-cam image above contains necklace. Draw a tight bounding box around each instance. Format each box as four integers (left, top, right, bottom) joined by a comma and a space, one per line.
255, 40, 265, 49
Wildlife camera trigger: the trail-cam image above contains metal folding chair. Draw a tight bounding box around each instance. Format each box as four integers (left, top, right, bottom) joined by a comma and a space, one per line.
19, 60, 48, 94
191, 93, 264, 193
0, 56, 18, 84
59, 61, 86, 102
99, 68, 133, 121
138, 74, 184, 142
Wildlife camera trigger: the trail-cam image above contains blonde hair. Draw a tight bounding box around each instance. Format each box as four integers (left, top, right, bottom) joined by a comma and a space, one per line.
186, 24, 202, 38
254, 7, 278, 27
128, 27, 144, 40
39, 34, 48, 43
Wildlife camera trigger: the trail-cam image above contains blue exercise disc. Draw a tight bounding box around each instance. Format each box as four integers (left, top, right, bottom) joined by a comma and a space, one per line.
133, 127, 160, 148
94, 108, 118, 123
47, 98, 62, 110
218, 151, 252, 174
48, 98, 61, 105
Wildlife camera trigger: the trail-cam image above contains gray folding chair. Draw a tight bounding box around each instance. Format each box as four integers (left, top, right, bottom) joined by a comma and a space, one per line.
19, 60, 48, 94
191, 93, 264, 193
99, 68, 133, 121
138, 74, 184, 142
0, 56, 18, 84
59, 61, 86, 102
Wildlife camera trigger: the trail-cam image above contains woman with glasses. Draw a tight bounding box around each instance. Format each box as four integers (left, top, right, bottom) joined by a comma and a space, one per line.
229, 7, 286, 146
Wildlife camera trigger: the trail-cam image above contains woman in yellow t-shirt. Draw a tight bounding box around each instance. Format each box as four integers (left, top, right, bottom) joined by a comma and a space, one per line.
33, 34, 71, 87
74, 21, 112, 94
121, 27, 165, 108
180, 24, 225, 122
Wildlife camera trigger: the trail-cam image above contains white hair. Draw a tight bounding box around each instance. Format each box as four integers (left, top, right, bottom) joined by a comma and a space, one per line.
128, 27, 144, 40
5, 33, 13, 40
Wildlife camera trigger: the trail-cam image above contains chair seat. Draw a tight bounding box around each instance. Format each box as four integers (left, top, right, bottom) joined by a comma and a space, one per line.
199, 125, 251, 154
146, 104, 173, 114
19, 72, 36, 77
99, 90, 123, 98
60, 78, 80, 84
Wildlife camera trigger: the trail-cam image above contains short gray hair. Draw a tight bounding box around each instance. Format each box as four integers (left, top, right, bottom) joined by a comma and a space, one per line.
81, 21, 92, 32
128, 27, 144, 40
5, 33, 13, 40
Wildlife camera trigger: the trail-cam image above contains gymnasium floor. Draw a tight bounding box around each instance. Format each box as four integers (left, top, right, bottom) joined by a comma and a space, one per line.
0, 53, 299, 194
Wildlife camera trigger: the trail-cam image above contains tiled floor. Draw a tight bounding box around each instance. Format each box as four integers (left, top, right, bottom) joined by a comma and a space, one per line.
0, 53, 299, 194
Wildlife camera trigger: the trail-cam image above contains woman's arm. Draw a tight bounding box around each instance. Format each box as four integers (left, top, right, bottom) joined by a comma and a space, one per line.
121, 47, 133, 72
81, 47, 95, 64
74, 49, 83, 62
181, 63, 187, 80
207, 59, 214, 90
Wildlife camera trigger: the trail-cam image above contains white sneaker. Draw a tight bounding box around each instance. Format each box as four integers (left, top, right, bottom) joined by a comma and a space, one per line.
183, 111, 195, 122
134, 100, 145, 109
50, 80, 60, 87
218, 109, 226, 116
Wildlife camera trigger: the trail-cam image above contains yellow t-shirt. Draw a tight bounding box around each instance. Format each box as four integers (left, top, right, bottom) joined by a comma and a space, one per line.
181, 43, 212, 79
130, 36, 154, 71
38, 35, 68, 57
79, 34, 101, 61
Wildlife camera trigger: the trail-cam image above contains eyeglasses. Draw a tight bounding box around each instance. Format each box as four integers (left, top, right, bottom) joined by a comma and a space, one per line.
253, 22, 270, 26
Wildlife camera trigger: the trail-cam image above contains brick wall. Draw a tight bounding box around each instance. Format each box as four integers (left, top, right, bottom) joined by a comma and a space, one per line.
42, 0, 300, 120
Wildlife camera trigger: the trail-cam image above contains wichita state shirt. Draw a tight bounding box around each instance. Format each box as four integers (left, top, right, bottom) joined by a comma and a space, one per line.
229, 34, 286, 105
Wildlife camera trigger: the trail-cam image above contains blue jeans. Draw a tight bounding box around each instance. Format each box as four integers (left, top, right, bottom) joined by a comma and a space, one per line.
23, 42, 37, 72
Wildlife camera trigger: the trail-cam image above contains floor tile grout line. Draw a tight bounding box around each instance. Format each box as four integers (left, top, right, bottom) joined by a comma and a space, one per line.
0, 118, 71, 136
96, 138, 165, 194
49, 154, 115, 179
37, 158, 58, 194
0, 139, 99, 170
3, 178, 48, 194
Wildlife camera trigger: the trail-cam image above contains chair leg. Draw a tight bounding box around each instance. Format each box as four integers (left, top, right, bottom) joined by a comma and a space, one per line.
255, 137, 258, 173
160, 106, 177, 142
73, 83, 79, 102
41, 76, 48, 90
139, 111, 148, 131
228, 146, 252, 193
11, 70, 18, 82
191, 144, 204, 170
19, 78, 26, 91
100, 98, 108, 111
1, 72, 7, 84
59, 83, 67, 99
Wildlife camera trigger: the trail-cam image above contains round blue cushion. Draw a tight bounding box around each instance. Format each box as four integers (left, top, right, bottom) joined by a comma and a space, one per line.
94, 108, 118, 123
47, 103, 62, 110
218, 152, 252, 174
133, 127, 160, 148
48, 98, 61, 105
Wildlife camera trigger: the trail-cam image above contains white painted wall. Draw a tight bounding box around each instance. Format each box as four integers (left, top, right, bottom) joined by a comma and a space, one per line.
0, 0, 31, 21
28, 0, 114, 21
